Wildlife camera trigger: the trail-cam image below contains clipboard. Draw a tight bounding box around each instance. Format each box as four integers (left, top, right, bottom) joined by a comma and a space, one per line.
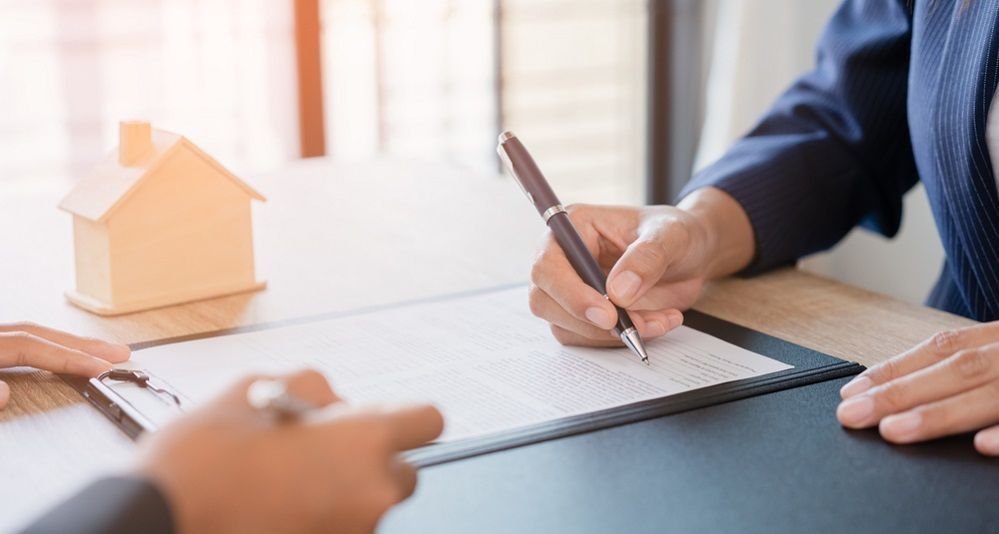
382, 375, 999, 534
62, 287, 863, 468
63, 369, 185, 440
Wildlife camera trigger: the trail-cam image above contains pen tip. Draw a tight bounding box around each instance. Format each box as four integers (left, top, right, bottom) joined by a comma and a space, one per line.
619, 327, 651, 365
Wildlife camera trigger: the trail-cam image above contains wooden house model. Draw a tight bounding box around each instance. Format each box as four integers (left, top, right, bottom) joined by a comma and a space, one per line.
59, 121, 266, 316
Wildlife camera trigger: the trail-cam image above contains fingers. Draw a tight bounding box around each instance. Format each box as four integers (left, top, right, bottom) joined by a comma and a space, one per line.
629, 280, 703, 313
531, 244, 618, 331
841, 323, 999, 399
0, 322, 130, 363
528, 285, 683, 346
549, 325, 625, 348
528, 205, 699, 344
837, 343, 999, 429
226, 370, 342, 413
975, 425, 999, 456
606, 217, 689, 308
546, 310, 682, 347
388, 459, 418, 500
284, 368, 341, 407
379, 404, 444, 451
0, 379, 8, 410
876, 382, 999, 445
529, 287, 616, 341
0, 332, 112, 376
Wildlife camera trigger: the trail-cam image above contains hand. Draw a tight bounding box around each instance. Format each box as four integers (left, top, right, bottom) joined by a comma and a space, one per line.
0, 322, 131, 408
837, 322, 999, 456
136, 370, 444, 534
528, 187, 754, 346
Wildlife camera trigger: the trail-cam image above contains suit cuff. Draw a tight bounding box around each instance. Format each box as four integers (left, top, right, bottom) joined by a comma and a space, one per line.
21, 476, 174, 534
678, 163, 797, 276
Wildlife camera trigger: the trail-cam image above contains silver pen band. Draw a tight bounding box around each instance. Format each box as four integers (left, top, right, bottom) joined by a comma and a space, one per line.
247, 379, 315, 419
542, 204, 566, 223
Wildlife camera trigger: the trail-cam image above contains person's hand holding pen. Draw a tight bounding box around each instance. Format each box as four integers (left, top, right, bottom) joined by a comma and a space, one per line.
137, 370, 444, 534
0, 322, 131, 408
527, 187, 755, 347
24, 366, 444, 533
527, 183, 999, 456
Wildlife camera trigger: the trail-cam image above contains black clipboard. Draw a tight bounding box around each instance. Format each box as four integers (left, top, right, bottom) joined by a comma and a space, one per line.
62, 287, 863, 468
409, 310, 861, 467
382, 375, 999, 534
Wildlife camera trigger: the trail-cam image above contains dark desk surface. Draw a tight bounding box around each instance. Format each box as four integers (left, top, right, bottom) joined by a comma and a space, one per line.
383, 376, 999, 534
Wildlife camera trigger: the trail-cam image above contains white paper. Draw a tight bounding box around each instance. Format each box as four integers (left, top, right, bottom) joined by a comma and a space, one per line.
129, 287, 791, 441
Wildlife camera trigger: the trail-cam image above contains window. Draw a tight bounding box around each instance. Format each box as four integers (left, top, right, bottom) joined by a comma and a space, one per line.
0, 0, 298, 179
1, 0, 646, 203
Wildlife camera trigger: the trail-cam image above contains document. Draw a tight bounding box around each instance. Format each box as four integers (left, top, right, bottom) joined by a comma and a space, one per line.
129, 287, 791, 442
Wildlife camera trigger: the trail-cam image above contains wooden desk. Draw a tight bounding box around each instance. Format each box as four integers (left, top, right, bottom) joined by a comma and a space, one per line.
0, 159, 972, 531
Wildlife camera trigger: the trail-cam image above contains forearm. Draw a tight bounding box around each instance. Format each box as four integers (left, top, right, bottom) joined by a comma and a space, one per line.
677, 186, 755, 279
675, 1, 916, 275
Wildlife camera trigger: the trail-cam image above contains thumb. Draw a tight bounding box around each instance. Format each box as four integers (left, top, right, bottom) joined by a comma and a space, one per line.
606, 227, 673, 307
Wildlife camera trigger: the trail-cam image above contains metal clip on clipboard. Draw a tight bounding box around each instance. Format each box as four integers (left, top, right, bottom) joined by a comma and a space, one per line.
72, 369, 186, 439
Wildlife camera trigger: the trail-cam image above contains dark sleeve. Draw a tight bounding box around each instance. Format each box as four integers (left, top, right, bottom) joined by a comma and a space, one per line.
20, 477, 174, 534
679, 0, 918, 273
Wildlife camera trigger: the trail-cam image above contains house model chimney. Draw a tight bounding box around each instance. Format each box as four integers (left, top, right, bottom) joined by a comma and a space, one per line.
119, 120, 152, 166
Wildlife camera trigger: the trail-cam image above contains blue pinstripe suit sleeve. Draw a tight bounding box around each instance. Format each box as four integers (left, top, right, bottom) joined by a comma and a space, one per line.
680, 0, 919, 274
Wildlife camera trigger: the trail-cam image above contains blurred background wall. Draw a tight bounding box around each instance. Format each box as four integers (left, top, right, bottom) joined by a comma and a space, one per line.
0, 0, 945, 306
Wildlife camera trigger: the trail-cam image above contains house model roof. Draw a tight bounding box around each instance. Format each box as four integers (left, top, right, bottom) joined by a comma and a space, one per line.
59, 122, 266, 222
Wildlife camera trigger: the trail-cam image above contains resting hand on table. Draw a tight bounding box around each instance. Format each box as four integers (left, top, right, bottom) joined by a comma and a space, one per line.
136, 370, 444, 534
837, 322, 999, 456
528, 187, 754, 346
0, 322, 131, 409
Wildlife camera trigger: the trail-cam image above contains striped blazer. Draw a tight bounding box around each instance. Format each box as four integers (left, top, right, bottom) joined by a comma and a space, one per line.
683, 0, 999, 321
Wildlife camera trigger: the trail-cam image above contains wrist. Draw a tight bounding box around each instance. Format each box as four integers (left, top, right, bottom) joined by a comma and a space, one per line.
676, 187, 754, 279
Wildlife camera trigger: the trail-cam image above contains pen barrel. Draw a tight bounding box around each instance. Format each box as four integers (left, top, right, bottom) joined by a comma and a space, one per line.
548, 213, 636, 332
502, 136, 562, 214
498, 132, 637, 335
547, 213, 608, 294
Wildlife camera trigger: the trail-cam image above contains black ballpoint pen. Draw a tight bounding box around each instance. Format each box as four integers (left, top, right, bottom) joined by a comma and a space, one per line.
497, 131, 650, 365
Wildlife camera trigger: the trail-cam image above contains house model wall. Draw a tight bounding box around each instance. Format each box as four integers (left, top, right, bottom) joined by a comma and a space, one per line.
59, 121, 266, 316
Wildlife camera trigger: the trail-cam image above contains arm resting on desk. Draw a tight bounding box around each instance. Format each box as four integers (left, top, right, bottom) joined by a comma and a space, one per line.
20, 477, 174, 534
680, 0, 917, 273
